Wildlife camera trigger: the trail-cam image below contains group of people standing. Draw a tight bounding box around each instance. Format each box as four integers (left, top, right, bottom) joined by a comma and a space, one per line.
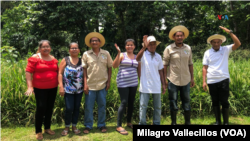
24, 25, 241, 139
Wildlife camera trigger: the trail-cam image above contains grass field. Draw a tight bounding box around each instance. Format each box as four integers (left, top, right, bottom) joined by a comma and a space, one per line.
1, 115, 250, 141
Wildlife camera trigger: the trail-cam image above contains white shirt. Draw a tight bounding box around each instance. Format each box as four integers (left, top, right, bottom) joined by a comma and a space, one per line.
139, 50, 164, 94
202, 44, 233, 84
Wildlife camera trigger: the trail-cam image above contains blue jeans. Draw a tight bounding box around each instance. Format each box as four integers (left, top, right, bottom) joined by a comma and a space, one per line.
168, 80, 191, 111
64, 93, 83, 127
84, 87, 107, 129
139, 93, 161, 125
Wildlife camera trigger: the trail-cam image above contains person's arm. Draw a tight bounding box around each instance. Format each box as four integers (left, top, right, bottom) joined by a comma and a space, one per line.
219, 26, 241, 51
163, 47, 170, 88
82, 53, 89, 95
164, 65, 168, 88
83, 68, 88, 94
106, 51, 113, 91
112, 44, 123, 68
24, 56, 38, 96
159, 69, 166, 94
136, 35, 149, 62
58, 58, 66, 96
189, 64, 195, 87
106, 67, 112, 91
203, 65, 208, 91
137, 62, 141, 81
24, 72, 34, 96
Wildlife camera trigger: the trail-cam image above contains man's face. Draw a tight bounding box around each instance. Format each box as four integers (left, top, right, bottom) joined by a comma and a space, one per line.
211, 39, 222, 51
90, 37, 101, 49
173, 31, 185, 45
147, 41, 157, 53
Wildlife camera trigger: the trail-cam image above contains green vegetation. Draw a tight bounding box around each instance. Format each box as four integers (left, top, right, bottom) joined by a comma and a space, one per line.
1, 58, 250, 126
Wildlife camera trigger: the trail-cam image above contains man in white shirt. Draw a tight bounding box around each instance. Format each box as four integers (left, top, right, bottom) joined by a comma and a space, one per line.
203, 26, 241, 125
136, 35, 166, 125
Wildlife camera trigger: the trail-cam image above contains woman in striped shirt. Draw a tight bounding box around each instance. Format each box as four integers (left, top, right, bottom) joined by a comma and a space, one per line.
113, 39, 141, 135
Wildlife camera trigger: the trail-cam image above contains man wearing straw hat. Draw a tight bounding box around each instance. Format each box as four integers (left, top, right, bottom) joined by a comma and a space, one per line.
136, 35, 166, 125
82, 32, 113, 133
202, 26, 241, 125
163, 25, 194, 125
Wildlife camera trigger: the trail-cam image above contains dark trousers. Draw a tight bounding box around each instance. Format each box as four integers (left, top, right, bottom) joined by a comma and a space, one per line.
208, 78, 230, 108
117, 86, 137, 127
168, 80, 191, 111
34, 87, 57, 133
64, 93, 83, 127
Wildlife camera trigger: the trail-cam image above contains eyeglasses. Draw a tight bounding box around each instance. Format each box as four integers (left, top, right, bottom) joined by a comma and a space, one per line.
41, 46, 51, 49
70, 48, 79, 50
91, 40, 100, 43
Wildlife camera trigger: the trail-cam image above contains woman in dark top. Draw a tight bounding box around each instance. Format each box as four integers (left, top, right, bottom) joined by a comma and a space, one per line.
58, 43, 84, 135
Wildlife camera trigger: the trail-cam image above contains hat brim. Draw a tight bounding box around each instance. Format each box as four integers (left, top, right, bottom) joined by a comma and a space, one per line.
169, 25, 189, 40
142, 41, 161, 47
85, 32, 105, 47
207, 34, 226, 44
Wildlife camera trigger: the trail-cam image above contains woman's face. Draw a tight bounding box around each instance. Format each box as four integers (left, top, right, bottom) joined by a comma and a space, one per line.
69, 43, 80, 56
125, 41, 135, 53
39, 42, 51, 56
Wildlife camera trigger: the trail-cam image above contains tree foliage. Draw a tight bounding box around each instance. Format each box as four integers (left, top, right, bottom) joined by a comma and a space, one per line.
1, 1, 250, 59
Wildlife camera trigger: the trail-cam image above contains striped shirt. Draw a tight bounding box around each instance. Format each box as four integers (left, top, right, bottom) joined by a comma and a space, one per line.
116, 53, 139, 88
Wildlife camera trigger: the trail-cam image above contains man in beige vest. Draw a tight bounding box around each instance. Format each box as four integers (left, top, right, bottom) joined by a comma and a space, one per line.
163, 25, 195, 125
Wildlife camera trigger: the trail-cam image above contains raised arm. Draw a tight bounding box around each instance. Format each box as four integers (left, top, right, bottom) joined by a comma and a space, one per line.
136, 35, 149, 62
112, 43, 123, 68
137, 62, 141, 81
219, 26, 241, 51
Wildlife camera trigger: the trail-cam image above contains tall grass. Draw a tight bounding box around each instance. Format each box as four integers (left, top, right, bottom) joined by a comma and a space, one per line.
1, 58, 250, 126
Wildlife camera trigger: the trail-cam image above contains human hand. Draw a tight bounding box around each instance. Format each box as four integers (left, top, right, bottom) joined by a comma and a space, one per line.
24, 87, 34, 96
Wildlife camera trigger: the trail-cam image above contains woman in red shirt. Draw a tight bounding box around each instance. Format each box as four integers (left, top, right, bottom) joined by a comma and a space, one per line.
25, 40, 58, 140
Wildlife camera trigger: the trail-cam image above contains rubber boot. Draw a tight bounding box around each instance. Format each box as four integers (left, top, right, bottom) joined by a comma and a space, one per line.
213, 106, 221, 125
171, 111, 177, 125
184, 111, 191, 125
222, 108, 229, 125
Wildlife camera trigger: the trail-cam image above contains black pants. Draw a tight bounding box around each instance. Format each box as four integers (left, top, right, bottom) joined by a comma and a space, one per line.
34, 87, 57, 133
208, 79, 230, 108
117, 86, 137, 127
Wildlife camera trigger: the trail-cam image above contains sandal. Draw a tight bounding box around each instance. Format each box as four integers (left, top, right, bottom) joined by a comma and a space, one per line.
36, 132, 43, 140
100, 126, 107, 133
72, 127, 81, 135
116, 127, 128, 135
83, 128, 91, 134
61, 129, 69, 136
127, 123, 133, 129
45, 129, 55, 135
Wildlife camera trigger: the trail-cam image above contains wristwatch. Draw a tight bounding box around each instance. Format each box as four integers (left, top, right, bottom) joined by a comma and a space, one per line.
229, 30, 233, 34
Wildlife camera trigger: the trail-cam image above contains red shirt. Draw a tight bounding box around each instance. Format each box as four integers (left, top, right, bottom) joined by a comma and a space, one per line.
26, 56, 58, 89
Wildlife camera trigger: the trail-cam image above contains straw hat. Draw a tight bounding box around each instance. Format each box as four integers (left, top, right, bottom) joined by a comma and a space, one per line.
142, 36, 161, 47
207, 34, 226, 44
169, 25, 189, 40
85, 32, 105, 47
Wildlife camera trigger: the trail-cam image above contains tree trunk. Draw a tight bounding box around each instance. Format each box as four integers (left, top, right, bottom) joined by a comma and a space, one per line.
230, 1, 238, 33
96, 19, 99, 32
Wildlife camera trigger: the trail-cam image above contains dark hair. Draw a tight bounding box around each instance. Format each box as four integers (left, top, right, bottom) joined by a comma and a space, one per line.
36, 40, 51, 53
174, 31, 185, 36
89, 38, 100, 43
125, 39, 135, 46
69, 42, 79, 50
